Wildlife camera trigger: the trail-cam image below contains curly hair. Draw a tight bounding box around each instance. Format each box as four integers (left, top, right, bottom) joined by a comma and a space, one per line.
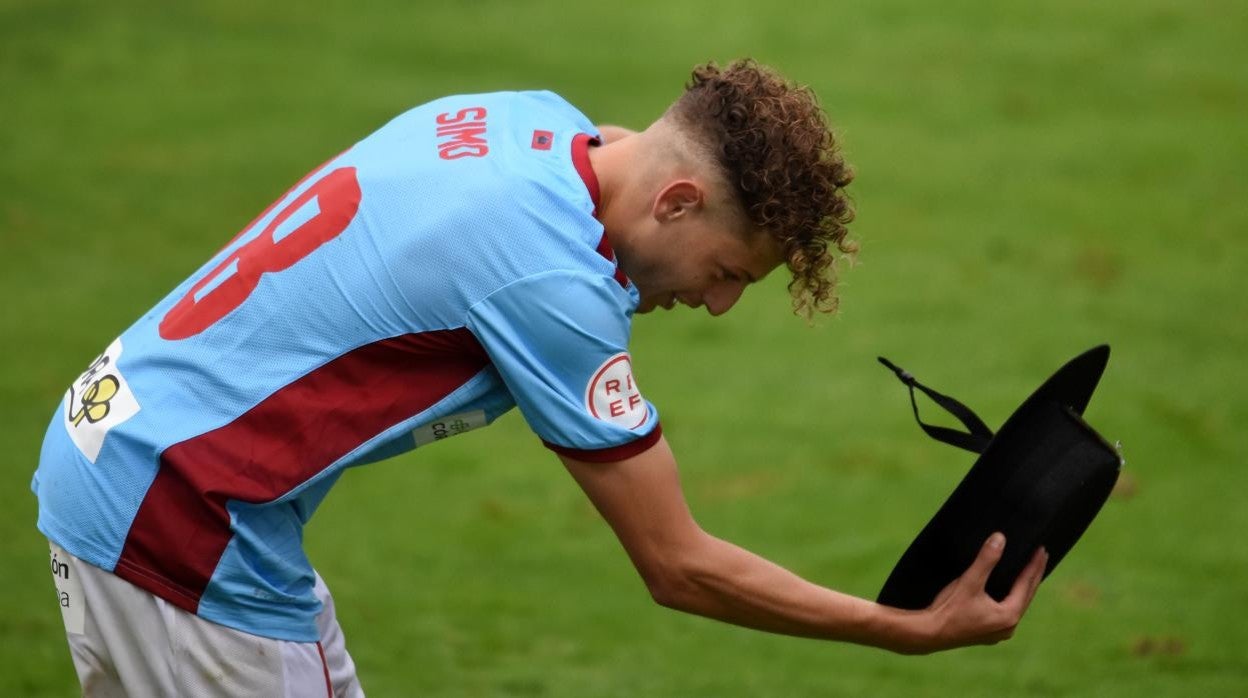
667, 59, 857, 317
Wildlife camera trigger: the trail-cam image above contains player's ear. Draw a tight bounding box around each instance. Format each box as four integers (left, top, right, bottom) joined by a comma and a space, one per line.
652, 180, 703, 223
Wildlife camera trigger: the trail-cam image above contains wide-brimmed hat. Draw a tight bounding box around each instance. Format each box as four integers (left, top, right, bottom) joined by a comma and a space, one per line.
876, 345, 1122, 610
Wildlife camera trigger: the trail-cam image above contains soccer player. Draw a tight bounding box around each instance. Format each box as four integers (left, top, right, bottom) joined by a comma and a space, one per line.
35, 59, 1047, 695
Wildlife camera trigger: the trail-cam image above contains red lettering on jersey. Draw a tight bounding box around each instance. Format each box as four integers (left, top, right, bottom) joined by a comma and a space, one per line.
436, 107, 488, 125
604, 379, 621, 394
436, 107, 489, 160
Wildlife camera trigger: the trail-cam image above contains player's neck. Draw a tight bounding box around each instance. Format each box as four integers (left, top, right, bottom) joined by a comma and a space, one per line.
586, 136, 637, 252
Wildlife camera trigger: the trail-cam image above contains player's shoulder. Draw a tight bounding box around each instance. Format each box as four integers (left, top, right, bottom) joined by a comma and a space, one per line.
427, 90, 605, 260
440, 89, 592, 123
350, 88, 610, 287
467, 267, 638, 344
380, 89, 595, 140
507, 89, 596, 127
365, 89, 597, 191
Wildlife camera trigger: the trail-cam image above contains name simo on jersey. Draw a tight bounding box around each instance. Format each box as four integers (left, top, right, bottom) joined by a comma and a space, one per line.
436, 107, 489, 160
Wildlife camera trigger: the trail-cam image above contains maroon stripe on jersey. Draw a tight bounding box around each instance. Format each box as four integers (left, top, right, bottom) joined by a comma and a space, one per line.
595, 234, 613, 260
114, 328, 489, 612
575, 133, 629, 289
595, 234, 630, 289
543, 422, 663, 463
571, 133, 601, 213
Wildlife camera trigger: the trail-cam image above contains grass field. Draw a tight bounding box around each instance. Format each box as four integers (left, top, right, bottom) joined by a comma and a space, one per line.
3, 0, 1246, 695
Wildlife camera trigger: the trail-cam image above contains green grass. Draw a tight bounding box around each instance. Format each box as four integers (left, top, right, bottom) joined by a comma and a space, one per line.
4, 0, 1246, 694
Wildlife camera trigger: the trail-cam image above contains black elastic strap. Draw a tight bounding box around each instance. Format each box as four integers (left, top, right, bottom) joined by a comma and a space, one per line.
878, 357, 994, 454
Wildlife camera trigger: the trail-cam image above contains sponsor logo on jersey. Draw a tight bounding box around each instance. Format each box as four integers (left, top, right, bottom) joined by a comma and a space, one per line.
531, 129, 554, 151
63, 338, 141, 462
585, 353, 648, 430
436, 107, 489, 160
49, 542, 84, 635
412, 409, 488, 447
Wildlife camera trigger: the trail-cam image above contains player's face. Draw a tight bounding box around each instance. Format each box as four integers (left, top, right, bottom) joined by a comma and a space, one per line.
627, 217, 783, 316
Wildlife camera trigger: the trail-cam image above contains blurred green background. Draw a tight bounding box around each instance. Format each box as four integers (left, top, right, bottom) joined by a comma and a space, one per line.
3, 0, 1245, 695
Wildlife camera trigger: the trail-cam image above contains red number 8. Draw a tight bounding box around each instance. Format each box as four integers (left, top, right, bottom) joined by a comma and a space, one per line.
160, 166, 362, 340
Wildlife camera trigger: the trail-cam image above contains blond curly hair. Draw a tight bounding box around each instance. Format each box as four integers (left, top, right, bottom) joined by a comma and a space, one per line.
667, 59, 857, 317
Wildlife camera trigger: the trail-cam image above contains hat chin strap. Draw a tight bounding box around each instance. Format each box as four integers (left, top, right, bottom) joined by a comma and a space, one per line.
878, 357, 994, 455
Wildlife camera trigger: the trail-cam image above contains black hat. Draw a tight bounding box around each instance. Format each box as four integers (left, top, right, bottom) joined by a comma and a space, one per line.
875, 345, 1122, 610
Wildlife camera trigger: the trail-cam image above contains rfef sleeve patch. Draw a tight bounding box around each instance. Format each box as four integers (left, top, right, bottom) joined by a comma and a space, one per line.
585, 353, 647, 430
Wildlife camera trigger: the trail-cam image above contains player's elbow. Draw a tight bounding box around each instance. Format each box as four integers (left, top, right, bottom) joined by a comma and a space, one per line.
631, 552, 678, 608
633, 542, 713, 612
642, 568, 692, 610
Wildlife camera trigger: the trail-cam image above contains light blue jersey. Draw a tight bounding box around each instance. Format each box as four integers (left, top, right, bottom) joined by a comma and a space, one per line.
33, 91, 662, 641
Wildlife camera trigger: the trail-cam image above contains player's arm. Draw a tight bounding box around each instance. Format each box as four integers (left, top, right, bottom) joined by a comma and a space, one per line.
596, 124, 637, 144
559, 435, 1049, 654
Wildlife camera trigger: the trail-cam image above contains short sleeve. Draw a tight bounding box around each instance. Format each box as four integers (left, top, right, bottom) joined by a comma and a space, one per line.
465, 270, 661, 462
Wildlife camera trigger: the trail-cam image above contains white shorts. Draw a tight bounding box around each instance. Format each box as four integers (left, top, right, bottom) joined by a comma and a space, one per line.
49, 541, 364, 697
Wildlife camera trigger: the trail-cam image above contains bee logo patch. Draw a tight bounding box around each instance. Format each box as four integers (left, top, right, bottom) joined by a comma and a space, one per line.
64, 338, 140, 462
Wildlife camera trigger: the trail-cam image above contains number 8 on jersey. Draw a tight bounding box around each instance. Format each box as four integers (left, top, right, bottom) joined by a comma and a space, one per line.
160, 166, 362, 340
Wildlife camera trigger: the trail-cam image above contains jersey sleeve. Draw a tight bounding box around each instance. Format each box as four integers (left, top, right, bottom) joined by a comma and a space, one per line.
465, 270, 661, 462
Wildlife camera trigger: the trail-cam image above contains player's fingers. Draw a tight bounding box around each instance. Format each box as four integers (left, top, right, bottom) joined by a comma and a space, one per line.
1021, 547, 1049, 607
964, 532, 1006, 589
1005, 546, 1049, 612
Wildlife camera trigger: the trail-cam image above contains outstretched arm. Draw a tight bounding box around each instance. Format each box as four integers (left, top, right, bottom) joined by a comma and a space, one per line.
559, 435, 1048, 654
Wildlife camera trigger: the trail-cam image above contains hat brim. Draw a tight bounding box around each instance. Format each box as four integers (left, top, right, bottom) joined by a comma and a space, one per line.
877, 345, 1121, 610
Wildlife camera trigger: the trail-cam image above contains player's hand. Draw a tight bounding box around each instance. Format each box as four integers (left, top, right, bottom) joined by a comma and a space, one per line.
906, 532, 1048, 654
